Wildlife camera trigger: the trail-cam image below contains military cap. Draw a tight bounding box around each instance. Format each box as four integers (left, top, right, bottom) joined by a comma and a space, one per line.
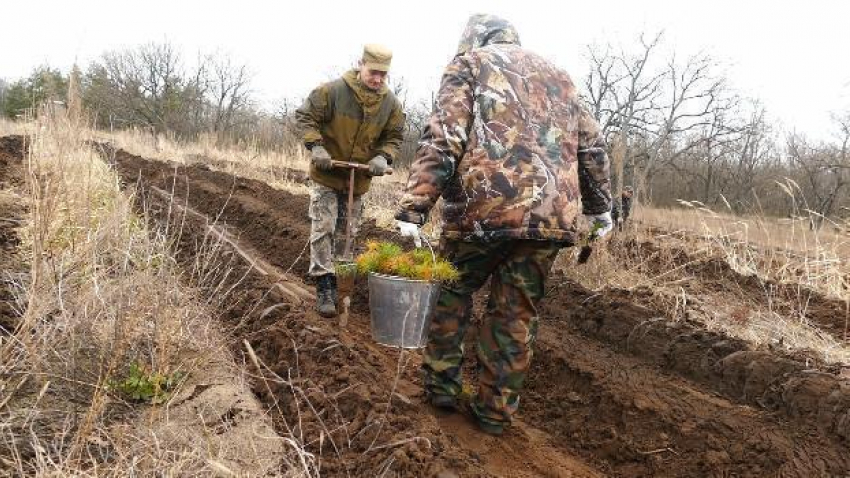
362, 44, 392, 71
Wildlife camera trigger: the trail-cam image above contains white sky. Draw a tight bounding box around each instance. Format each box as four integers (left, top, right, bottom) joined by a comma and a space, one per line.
2, 0, 849, 140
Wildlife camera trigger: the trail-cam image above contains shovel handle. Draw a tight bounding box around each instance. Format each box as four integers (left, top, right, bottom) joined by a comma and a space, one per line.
330, 160, 393, 176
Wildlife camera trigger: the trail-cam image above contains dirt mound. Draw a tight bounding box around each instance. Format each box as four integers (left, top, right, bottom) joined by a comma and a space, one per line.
527, 275, 850, 475
103, 145, 850, 476
183, 153, 312, 184
618, 237, 850, 341
103, 148, 540, 476
108, 150, 314, 274
0, 135, 26, 332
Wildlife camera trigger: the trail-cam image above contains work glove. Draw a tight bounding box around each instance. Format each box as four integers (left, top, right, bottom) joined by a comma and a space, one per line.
396, 220, 422, 248
585, 211, 613, 239
311, 145, 332, 171
367, 155, 389, 176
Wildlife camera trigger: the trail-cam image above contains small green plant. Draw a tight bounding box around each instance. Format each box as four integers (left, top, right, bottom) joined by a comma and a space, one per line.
335, 260, 358, 277
108, 361, 185, 404
355, 240, 459, 281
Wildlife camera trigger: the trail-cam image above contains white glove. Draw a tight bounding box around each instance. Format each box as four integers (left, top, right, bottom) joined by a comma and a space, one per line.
585, 211, 613, 239
396, 220, 422, 247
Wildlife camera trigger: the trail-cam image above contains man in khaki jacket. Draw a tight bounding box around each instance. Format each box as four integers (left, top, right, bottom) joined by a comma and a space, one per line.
296, 44, 405, 318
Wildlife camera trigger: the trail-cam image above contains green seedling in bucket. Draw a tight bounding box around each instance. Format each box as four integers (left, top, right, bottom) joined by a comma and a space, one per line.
355, 240, 459, 282
335, 261, 357, 277
355, 241, 459, 348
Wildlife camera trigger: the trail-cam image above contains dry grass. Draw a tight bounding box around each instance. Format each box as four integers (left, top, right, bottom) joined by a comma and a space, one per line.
642, 202, 849, 299
0, 117, 302, 475
102, 127, 314, 195
54, 123, 850, 366
102, 126, 409, 228
107, 125, 848, 364
562, 202, 850, 365
0, 118, 28, 137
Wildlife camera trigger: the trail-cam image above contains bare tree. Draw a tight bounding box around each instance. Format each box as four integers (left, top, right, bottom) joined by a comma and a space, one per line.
583, 33, 749, 211
84, 42, 205, 135
0, 78, 8, 110
786, 114, 850, 226
203, 53, 252, 135
583, 33, 665, 198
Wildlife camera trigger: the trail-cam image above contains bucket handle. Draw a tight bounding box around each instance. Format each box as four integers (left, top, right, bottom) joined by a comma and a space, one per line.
418, 230, 438, 270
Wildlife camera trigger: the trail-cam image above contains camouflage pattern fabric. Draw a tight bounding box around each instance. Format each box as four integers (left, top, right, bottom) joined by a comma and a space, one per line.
396, 14, 611, 244
423, 239, 561, 427
308, 182, 364, 277
455, 14, 522, 56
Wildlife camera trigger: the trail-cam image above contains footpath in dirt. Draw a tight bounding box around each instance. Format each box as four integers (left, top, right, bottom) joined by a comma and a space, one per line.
97, 143, 850, 477
0, 136, 26, 333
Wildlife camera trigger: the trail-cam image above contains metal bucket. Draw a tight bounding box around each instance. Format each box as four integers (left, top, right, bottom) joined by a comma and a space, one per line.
368, 273, 440, 348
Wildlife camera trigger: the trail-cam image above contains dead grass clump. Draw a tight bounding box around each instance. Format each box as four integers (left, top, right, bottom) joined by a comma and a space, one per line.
0, 118, 30, 137
0, 117, 291, 475
104, 127, 314, 195
562, 202, 849, 366
104, 126, 411, 227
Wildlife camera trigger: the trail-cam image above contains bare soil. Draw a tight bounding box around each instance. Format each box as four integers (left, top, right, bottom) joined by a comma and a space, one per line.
0, 136, 26, 333
99, 144, 850, 477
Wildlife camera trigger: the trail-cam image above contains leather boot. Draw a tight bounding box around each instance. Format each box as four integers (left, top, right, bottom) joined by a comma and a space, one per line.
316, 274, 337, 318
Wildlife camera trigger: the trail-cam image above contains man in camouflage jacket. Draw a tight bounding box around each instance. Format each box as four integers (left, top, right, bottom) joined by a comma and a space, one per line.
395, 14, 613, 435
297, 44, 405, 318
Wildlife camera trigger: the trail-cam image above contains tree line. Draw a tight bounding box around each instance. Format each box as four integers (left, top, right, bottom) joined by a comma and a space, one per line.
1, 38, 847, 224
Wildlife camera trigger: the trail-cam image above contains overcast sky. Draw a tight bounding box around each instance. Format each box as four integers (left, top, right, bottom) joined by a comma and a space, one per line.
2, 0, 849, 140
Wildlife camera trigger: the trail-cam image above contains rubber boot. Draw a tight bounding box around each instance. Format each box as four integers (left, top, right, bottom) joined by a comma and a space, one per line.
316, 274, 337, 318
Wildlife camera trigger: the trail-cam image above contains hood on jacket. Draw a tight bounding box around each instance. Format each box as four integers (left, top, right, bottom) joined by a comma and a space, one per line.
456, 14, 521, 56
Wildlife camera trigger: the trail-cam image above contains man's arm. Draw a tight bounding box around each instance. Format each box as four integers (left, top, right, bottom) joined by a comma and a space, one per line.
577, 107, 612, 215
374, 101, 405, 163
396, 56, 475, 225
295, 85, 329, 148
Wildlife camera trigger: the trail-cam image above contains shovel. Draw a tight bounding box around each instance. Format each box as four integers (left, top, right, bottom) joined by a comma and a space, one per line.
330, 160, 393, 324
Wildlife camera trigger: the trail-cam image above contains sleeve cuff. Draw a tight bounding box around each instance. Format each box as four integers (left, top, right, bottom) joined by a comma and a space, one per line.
394, 210, 426, 225
581, 204, 612, 216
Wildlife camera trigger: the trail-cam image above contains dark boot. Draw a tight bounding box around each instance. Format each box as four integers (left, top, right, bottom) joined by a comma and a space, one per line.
427, 394, 460, 417
328, 274, 338, 307
466, 401, 505, 436
316, 274, 337, 318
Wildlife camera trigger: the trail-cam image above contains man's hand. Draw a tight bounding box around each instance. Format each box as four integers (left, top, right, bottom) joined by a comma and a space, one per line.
585, 211, 613, 239
368, 155, 389, 176
396, 220, 422, 247
311, 145, 332, 170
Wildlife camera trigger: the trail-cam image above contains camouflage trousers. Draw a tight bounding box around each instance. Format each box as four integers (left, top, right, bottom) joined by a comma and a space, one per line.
423, 239, 562, 427
308, 182, 364, 277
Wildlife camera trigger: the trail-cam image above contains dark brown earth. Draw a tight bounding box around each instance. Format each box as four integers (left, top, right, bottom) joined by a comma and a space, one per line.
85, 142, 850, 476
0, 136, 26, 333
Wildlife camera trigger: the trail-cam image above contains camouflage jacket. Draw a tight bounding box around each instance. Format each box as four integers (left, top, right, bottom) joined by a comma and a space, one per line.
296, 69, 405, 194
396, 15, 611, 243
